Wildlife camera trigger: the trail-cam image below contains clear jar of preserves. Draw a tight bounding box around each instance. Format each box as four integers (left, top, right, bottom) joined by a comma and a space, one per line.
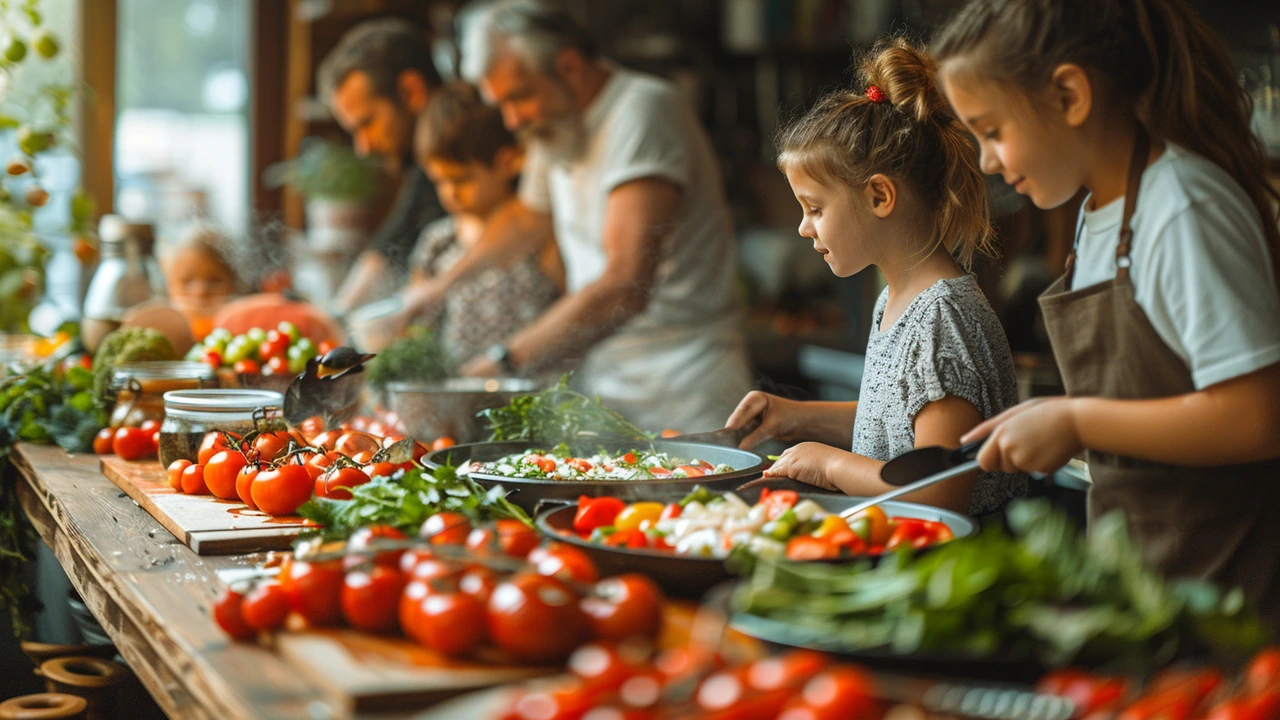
159, 389, 284, 467
109, 361, 217, 429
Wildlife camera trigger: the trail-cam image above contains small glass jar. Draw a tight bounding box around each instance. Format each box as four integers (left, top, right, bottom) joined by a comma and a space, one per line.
159, 389, 284, 467
109, 361, 217, 429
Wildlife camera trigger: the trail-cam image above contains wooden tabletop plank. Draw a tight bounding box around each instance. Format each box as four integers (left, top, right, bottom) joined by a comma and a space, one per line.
10, 444, 345, 720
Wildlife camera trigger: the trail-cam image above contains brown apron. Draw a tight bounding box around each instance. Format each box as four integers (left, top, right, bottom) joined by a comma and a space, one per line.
1038, 131, 1280, 630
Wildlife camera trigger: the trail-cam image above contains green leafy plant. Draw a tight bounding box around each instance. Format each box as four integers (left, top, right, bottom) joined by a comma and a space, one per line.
481, 374, 651, 447
364, 327, 452, 388
263, 136, 382, 203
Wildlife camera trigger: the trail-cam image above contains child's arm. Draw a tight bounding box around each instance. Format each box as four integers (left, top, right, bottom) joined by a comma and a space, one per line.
765, 395, 981, 514
964, 363, 1280, 473
725, 391, 857, 449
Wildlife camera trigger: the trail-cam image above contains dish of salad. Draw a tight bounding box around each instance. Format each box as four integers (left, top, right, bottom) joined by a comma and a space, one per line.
459, 446, 735, 482
565, 487, 956, 561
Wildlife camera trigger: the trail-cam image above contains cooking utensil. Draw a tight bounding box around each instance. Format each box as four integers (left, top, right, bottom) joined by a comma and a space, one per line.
426, 440, 765, 513
839, 440, 982, 519
282, 348, 375, 428
676, 414, 762, 448
534, 488, 975, 599
383, 378, 538, 444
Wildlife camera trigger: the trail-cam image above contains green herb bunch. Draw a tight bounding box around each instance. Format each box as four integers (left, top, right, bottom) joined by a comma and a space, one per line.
364, 326, 452, 388
481, 375, 651, 447
735, 499, 1266, 671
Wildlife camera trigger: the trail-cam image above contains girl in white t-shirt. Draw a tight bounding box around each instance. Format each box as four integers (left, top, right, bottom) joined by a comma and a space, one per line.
725, 39, 1022, 516
935, 0, 1280, 626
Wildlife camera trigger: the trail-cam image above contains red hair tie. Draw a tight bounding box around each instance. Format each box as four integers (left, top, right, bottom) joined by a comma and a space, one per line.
866, 85, 886, 103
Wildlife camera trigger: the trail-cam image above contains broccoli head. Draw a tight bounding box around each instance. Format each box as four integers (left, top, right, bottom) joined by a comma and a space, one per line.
92, 327, 178, 400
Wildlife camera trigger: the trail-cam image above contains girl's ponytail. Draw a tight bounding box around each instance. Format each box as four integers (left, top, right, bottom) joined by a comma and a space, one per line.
778, 38, 995, 269
935, 0, 1280, 285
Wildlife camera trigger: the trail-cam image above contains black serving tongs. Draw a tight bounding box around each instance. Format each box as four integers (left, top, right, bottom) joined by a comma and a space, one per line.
838, 439, 984, 519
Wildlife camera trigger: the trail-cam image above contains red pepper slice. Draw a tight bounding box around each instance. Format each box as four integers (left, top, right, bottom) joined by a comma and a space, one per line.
785, 536, 840, 561
574, 496, 626, 533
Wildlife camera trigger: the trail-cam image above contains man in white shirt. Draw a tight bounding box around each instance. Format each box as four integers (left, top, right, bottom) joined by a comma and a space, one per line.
426, 0, 751, 432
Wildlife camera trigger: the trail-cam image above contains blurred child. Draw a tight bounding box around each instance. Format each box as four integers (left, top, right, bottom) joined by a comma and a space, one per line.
725, 40, 1023, 516
388, 82, 561, 365
162, 223, 241, 341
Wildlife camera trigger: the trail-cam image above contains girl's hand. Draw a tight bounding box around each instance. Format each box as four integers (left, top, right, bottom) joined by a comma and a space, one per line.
725, 391, 798, 449
961, 397, 1082, 474
761, 442, 843, 491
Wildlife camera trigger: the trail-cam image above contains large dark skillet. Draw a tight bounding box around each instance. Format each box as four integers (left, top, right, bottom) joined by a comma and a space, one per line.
534, 485, 976, 600
422, 440, 765, 513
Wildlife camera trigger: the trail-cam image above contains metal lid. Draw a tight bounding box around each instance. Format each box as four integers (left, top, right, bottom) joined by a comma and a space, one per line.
163, 389, 283, 413
112, 361, 216, 382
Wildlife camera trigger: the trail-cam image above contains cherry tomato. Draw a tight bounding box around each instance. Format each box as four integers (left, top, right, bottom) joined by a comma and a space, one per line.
574, 496, 626, 533
264, 356, 289, 376
180, 463, 208, 495
580, 574, 663, 641
488, 572, 588, 663
312, 430, 342, 452
419, 512, 472, 545
341, 565, 404, 634
112, 426, 153, 460
251, 464, 313, 516
362, 460, 402, 479
784, 667, 877, 720
346, 525, 407, 569
317, 341, 335, 356
466, 519, 539, 558
279, 558, 344, 627
431, 437, 455, 451
747, 651, 830, 692
204, 449, 248, 500
258, 333, 289, 361
759, 489, 800, 521
529, 543, 600, 583
458, 565, 498, 605
252, 431, 291, 462
203, 350, 223, 369
198, 431, 240, 465
885, 520, 933, 552
568, 642, 645, 694
166, 459, 192, 491
236, 463, 261, 509
139, 419, 161, 434
401, 588, 487, 656
232, 359, 260, 375
93, 428, 114, 454
335, 431, 380, 456
1248, 648, 1280, 692
213, 587, 255, 640
240, 582, 289, 632
320, 466, 371, 500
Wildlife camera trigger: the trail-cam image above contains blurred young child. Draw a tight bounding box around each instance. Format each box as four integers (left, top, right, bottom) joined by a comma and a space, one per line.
162, 223, 241, 341
387, 82, 561, 365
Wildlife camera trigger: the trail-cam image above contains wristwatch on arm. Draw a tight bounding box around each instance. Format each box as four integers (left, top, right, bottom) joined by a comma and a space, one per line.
486, 343, 518, 375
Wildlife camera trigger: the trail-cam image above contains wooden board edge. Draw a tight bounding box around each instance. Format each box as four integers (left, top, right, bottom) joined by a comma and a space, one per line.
98, 457, 188, 546
188, 527, 302, 555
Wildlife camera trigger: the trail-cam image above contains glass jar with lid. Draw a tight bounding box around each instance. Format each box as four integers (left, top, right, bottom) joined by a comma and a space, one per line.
159, 389, 285, 467
109, 361, 217, 428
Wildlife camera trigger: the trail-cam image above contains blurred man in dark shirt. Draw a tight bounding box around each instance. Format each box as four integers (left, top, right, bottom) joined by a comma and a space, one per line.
317, 19, 446, 314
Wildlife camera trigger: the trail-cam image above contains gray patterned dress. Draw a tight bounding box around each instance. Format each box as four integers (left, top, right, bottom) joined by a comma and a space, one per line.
852, 275, 1025, 516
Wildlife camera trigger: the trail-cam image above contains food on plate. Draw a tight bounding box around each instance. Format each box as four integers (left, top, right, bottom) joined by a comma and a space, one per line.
462, 447, 733, 482
567, 487, 954, 560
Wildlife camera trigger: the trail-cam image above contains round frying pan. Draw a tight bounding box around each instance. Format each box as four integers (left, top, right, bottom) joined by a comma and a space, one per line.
423, 440, 766, 513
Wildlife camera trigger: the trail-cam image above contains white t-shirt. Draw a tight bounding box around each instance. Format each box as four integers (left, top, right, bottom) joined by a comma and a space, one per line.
519, 66, 751, 432
1074, 143, 1280, 389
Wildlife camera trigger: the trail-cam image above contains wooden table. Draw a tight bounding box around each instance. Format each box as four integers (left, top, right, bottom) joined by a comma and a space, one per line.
9, 443, 413, 720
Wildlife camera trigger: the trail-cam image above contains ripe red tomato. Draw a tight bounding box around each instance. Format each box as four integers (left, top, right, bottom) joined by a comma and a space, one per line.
312, 430, 342, 452
139, 419, 161, 434
180, 463, 208, 495
259, 333, 289, 361
335, 431, 381, 457
362, 461, 405, 479
280, 559, 344, 627
580, 574, 663, 641
204, 450, 247, 500
458, 565, 498, 606
568, 642, 645, 694
252, 431, 291, 462
92, 428, 114, 454
236, 463, 261, 509
401, 588, 487, 656
488, 572, 588, 663
112, 427, 153, 460
203, 350, 223, 369
341, 565, 404, 634
465, 519, 539, 558
317, 341, 335, 356
240, 582, 290, 632
251, 464, 313, 516
346, 525, 407, 569
529, 543, 600, 583
198, 431, 240, 465
420, 512, 472, 545
747, 651, 830, 692
166, 459, 192, 491
263, 356, 289, 376
783, 667, 877, 720
431, 437, 456, 451
213, 587, 255, 640
232, 359, 260, 375
1248, 648, 1280, 693
321, 467, 371, 500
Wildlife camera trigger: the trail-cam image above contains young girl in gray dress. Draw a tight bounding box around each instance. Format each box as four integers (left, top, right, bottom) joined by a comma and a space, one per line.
725, 39, 1023, 515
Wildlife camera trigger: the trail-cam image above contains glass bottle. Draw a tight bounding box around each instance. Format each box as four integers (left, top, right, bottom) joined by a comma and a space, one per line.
81, 215, 166, 352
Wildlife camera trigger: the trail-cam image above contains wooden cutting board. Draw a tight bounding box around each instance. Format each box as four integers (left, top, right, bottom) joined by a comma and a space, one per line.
99, 455, 310, 555
274, 602, 760, 713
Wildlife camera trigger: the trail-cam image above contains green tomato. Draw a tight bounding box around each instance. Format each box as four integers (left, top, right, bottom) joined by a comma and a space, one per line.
286, 344, 318, 374
292, 337, 314, 353
184, 344, 204, 362
223, 335, 256, 364
207, 327, 233, 343
203, 336, 228, 357
4, 37, 27, 63
68, 390, 94, 413
277, 321, 300, 343
246, 328, 267, 343
64, 366, 93, 391
31, 31, 58, 60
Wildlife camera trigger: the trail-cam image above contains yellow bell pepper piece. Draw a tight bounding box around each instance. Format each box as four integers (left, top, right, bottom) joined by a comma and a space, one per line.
614, 502, 665, 532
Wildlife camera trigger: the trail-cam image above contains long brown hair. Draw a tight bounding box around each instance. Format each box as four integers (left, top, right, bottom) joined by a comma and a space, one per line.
934, 0, 1280, 285
777, 38, 995, 269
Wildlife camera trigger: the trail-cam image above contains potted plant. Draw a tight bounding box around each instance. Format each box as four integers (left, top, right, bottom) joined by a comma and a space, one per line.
264, 136, 382, 254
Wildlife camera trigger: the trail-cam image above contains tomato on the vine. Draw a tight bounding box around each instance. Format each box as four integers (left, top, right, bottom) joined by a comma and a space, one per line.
400, 587, 487, 656
199, 431, 240, 465
280, 559, 344, 627
467, 519, 540, 558
420, 512, 472, 545
252, 431, 292, 462
340, 565, 404, 634
240, 582, 289, 632
346, 525, 406, 569
204, 449, 247, 500
529, 543, 600, 583
236, 463, 262, 509
213, 587, 255, 640
251, 464, 312, 516
488, 572, 587, 663
319, 466, 370, 500
782, 667, 877, 720
166, 459, 192, 491
92, 427, 114, 454
180, 463, 208, 495
580, 574, 663, 642
112, 426, 153, 461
